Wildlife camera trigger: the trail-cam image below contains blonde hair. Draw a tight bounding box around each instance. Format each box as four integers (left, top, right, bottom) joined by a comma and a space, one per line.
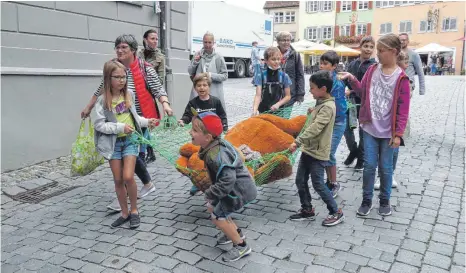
203, 31, 215, 41
397, 51, 409, 64
264, 46, 281, 60
102, 60, 132, 111
377, 34, 401, 56
193, 73, 212, 87
276, 31, 292, 42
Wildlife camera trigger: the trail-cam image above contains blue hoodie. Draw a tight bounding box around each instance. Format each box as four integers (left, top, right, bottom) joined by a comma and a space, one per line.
331, 71, 347, 124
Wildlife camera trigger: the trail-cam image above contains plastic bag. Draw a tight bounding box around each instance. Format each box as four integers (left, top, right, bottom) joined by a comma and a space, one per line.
348, 96, 358, 130
71, 118, 104, 176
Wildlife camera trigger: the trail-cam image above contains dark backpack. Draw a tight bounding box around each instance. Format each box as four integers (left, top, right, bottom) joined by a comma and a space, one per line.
258, 68, 286, 113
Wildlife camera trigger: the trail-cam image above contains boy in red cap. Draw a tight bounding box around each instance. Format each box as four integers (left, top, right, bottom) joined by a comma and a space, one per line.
190, 109, 257, 262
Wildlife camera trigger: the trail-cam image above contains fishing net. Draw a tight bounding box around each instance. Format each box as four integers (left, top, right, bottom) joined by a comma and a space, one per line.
133, 102, 317, 190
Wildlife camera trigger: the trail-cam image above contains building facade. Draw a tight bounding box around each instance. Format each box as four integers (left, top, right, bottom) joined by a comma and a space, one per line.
1, 1, 191, 171
264, 1, 300, 41
335, 1, 375, 48
298, 1, 336, 44
372, 0, 465, 74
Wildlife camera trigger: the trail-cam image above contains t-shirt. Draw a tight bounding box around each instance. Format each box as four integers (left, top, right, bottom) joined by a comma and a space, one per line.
181, 95, 228, 132
330, 71, 347, 124
112, 95, 135, 137
361, 64, 402, 138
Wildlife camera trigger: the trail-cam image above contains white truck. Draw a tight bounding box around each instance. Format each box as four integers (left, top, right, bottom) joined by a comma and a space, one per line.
189, 1, 274, 78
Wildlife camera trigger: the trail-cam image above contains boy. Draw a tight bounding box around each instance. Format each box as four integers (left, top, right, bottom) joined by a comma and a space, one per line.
180, 73, 228, 195
190, 109, 257, 261
289, 71, 344, 226
252, 47, 291, 117
319, 50, 347, 198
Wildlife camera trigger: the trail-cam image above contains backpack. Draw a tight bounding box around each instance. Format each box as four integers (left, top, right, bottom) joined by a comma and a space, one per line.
258, 68, 286, 113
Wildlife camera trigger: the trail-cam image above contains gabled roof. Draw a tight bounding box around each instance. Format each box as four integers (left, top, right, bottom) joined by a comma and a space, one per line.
263, 1, 299, 9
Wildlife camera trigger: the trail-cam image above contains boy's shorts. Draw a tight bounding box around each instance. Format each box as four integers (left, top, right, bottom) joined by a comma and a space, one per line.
328, 121, 346, 166
111, 135, 139, 160
211, 202, 232, 220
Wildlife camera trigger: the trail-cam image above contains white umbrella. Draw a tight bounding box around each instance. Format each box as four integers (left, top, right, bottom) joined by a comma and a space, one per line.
334, 45, 360, 56
303, 43, 333, 55
292, 40, 316, 48
415, 43, 454, 54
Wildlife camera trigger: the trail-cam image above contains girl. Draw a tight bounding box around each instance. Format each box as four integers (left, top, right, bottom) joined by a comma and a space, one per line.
94, 60, 158, 228
339, 34, 410, 217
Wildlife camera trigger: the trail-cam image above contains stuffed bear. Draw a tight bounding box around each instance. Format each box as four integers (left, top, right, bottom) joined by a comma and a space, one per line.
176, 114, 307, 192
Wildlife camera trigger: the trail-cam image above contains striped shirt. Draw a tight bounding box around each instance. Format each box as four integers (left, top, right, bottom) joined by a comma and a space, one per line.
94, 62, 167, 116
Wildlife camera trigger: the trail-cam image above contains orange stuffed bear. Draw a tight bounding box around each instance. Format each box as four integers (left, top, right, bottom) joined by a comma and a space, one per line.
176, 114, 307, 192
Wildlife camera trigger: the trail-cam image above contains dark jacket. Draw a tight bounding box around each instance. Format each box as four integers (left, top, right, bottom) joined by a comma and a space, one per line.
345, 57, 377, 114
181, 96, 228, 131
200, 139, 257, 213
281, 46, 305, 107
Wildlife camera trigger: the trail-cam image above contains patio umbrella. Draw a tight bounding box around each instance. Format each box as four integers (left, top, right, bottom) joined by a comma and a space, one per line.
334, 45, 360, 57
415, 43, 454, 54
302, 43, 333, 55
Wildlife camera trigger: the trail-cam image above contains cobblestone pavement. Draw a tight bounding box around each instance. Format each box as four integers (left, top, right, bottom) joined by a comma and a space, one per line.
1, 76, 465, 273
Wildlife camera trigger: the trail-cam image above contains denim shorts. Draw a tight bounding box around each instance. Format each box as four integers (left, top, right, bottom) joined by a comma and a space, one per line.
111, 135, 139, 160
212, 202, 232, 220
328, 121, 346, 166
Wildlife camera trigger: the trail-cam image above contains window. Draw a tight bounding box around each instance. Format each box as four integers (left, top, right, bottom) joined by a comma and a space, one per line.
322, 1, 332, 11
399, 21, 412, 33
340, 25, 351, 36
341, 1, 352, 12
380, 1, 395, 8
419, 20, 433, 32
307, 27, 318, 40
322, 26, 333, 39
284, 11, 296, 23
274, 12, 283, 23
400, 0, 415, 5
358, 1, 369, 10
357, 24, 367, 35
442, 17, 457, 31
380, 23, 392, 34
306, 1, 319, 12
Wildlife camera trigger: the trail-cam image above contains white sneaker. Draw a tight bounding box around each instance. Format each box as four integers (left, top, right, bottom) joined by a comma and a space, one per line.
374, 176, 397, 190
107, 199, 122, 212
138, 183, 156, 199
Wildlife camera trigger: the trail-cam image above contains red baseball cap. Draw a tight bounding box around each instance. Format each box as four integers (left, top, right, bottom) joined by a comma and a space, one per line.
191, 108, 223, 137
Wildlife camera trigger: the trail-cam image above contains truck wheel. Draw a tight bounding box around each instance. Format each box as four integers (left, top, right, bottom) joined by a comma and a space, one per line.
234, 59, 246, 78
246, 61, 254, 77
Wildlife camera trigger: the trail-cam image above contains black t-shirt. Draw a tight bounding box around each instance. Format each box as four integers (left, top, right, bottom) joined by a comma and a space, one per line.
181, 95, 228, 131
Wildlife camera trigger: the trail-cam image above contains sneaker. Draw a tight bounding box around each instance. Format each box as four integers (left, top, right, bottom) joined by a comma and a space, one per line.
357, 200, 373, 216
107, 199, 122, 212
217, 229, 245, 245
378, 200, 392, 216
331, 182, 341, 198
322, 209, 344, 226
344, 151, 358, 166
138, 183, 155, 199
111, 216, 129, 228
222, 242, 252, 262
354, 158, 364, 171
189, 185, 199, 196
374, 176, 398, 190
289, 208, 316, 221
129, 213, 140, 228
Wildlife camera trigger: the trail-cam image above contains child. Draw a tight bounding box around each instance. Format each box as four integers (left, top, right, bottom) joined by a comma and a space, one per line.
340, 34, 410, 216
180, 73, 228, 196
252, 47, 292, 116
343, 36, 377, 171
190, 109, 257, 262
288, 71, 344, 226
94, 60, 158, 228
319, 51, 347, 198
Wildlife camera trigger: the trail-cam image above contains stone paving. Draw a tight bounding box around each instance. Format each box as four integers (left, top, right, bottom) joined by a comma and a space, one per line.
1, 76, 465, 273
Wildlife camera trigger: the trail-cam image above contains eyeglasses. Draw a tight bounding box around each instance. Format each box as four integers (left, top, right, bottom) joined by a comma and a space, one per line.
111, 76, 127, 81
279, 39, 291, 42
115, 45, 130, 51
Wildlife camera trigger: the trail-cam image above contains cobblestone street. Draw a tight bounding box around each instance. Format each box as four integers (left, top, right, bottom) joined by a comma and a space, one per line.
1, 76, 465, 273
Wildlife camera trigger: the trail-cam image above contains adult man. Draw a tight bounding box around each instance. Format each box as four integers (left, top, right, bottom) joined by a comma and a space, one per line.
250, 41, 261, 85
81, 34, 173, 207
399, 33, 426, 96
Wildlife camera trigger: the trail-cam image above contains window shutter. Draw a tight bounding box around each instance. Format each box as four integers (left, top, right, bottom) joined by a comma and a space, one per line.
317, 1, 322, 11
350, 24, 356, 36
305, 1, 309, 12
367, 23, 372, 35
352, 1, 357, 11
442, 18, 446, 31
380, 24, 385, 34
420, 21, 426, 32
317, 27, 322, 40
451, 18, 457, 30
335, 25, 340, 37
388, 23, 392, 33
369, 1, 373, 9
336, 1, 341, 12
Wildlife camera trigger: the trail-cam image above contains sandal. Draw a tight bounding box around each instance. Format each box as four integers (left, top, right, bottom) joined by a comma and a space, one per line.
129, 213, 140, 228
111, 215, 130, 228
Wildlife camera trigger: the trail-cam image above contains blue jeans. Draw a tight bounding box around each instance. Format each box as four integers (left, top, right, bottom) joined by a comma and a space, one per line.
139, 128, 150, 153
328, 120, 346, 166
393, 147, 399, 171
362, 130, 396, 201
295, 153, 338, 214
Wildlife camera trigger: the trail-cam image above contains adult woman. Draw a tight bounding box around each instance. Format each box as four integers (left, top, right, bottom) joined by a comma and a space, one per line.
81, 34, 173, 206
188, 32, 228, 108
276, 31, 305, 117
140, 29, 166, 84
